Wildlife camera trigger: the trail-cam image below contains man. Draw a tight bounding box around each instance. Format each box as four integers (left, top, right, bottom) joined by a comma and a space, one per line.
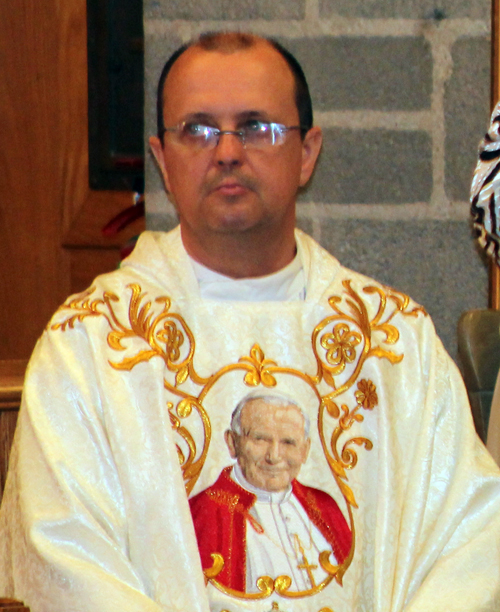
148, 32, 322, 282
189, 393, 352, 593
1, 31, 500, 612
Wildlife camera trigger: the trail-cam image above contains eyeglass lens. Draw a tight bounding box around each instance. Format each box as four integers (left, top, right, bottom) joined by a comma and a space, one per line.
176, 122, 289, 148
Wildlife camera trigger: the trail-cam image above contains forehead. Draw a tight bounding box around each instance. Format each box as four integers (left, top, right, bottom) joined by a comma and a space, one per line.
161, 42, 298, 124
241, 400, 305, 431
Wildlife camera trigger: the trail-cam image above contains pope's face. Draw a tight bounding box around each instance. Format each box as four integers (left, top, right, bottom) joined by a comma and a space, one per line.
225, 399, 311, 492
149, 42, 322, 256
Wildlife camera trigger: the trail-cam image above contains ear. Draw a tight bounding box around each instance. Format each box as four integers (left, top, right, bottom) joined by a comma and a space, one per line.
224, 430, 238, 459
302, 437, 312, 463
149, 135, 172, 193
299, 126, 322, 187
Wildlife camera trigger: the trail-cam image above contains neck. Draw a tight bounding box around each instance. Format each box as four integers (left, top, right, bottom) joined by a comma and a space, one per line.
180, 225, 297, 278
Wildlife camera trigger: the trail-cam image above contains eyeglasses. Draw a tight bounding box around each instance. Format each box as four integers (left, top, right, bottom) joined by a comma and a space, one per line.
162, 120, 303, 149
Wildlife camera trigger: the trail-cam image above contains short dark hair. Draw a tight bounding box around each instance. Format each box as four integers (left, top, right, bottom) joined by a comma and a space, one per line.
156, 32, 313, 142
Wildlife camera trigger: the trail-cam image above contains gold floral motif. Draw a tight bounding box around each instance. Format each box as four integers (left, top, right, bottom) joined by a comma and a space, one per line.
320, 323, 362, 373
52, 280, 427, 600
355, 379, 378, 409
311, 280, 426, 398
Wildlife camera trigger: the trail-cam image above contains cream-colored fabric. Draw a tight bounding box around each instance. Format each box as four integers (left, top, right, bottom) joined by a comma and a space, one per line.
1, 227, 500, 612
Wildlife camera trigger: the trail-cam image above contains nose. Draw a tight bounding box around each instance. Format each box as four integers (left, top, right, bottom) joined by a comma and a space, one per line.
213, 131, 244, 168
265, 441, 282, 464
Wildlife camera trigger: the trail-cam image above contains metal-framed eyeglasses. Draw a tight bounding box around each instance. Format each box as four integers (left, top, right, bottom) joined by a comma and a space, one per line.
161, 120, 304, 150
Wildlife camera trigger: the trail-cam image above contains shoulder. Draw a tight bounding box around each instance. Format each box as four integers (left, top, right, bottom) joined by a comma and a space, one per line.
46, 228, 192, 344
189, 468, 255, 513
296, 229, 429, 327
292, 479, 341, 509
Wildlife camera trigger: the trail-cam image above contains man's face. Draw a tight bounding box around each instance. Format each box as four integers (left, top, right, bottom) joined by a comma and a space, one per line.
225, 399, 311, 492
149, 42, 322, 256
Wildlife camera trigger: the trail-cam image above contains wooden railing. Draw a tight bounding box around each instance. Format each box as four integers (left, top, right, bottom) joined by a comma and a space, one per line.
0, 359, 27, 499
0, 599, 30, 611
0, 362, 29, 610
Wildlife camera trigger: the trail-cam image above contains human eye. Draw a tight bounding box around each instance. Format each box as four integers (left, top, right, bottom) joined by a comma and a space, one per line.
242, 119, 270, 138
243, 119, 268, 132
241, 120, 286, 147
179, 122, 216, 146
250, 433, 270, 444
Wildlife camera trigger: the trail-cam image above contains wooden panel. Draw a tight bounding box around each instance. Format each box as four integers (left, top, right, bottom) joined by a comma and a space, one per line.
56, 0, 144, 252
69, 248, 122, 294
0, 0, 72, 358
0, 0, 144, 360
493, 0, 500, 106
491, 0, 500, 309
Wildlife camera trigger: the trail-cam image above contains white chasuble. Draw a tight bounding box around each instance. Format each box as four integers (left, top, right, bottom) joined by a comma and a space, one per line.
1, 227, 500, 612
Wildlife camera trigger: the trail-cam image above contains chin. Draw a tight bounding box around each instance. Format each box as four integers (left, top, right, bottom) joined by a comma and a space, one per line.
208, 218, 262, 235
205, 198, 266, 233
261, 478, 289, 492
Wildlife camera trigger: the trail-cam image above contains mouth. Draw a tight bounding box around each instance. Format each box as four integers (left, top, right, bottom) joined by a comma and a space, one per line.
259, 467, 286, 476
207, 172, 257, 198
213, 180, 249, 197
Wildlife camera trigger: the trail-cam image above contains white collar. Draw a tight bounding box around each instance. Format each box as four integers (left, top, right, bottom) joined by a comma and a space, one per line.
231, 464, 293, 504
189, 250, 306, 302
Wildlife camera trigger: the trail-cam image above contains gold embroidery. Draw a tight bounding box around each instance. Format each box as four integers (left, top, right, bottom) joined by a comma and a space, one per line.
52, 280, 427, 600
239, 344, 278, 387
204, 553, 224, 581
295, 535, 318, 588
224, 601, 336, 612
311, 280, 426, 398
320, 323, 361, 373
355, 379, 378, 409
207, 489, 240, 512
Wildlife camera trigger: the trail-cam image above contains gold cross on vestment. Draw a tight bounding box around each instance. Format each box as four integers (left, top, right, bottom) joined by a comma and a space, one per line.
294, 534, 318, 588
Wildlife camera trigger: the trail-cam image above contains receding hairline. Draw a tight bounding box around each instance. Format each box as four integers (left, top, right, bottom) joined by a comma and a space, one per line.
157, 31, 311, 138
230, 393, 311, 438
241, 397, 305, 420
161, 34, 292, 101
195, 31, 263, 53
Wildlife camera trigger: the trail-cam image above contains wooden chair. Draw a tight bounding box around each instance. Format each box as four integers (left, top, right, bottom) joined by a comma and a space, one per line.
457, 309, 500, 442
0, 360, 29, 611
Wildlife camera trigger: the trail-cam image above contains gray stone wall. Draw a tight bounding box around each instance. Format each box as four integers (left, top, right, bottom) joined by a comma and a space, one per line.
144, 0, 492, 359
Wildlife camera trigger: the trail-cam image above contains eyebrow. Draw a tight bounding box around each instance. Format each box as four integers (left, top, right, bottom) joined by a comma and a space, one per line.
181, 110, 274, 125
236, 110, 272, 122
181, 112, 217, 124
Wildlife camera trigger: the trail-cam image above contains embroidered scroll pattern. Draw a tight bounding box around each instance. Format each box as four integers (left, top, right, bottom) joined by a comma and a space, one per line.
52, 280, 427, 601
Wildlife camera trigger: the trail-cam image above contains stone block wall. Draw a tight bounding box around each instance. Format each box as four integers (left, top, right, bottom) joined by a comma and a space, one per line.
144, 0, 492, 359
